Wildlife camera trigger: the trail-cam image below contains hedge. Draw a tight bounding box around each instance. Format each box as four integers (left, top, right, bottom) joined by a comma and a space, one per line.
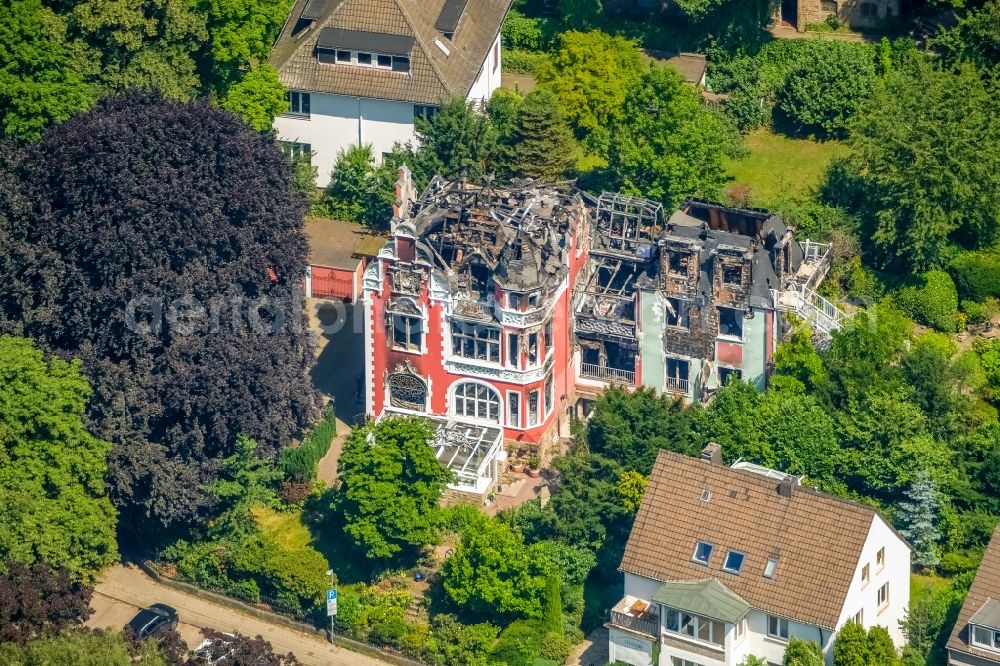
896, 270, 959, 333
949, 250, 1000, 302
280, 404, 336, 483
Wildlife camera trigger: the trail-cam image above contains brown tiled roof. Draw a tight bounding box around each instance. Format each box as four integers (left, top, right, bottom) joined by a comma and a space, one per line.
620, 450, 891, 630
305, 217, 385, 269
271, 0, 511, 105
948, 527, 1000, 663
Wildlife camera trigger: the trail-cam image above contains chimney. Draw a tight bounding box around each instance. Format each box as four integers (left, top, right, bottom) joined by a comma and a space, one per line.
701, 442, 722, 465
391, 165, 415, 233
777, 476, 795, 499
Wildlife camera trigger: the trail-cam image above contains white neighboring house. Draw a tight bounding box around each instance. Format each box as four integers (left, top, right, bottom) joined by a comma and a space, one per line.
948, 525, 1000, 666
609, 445, 911, 666
270, 0, 511, 187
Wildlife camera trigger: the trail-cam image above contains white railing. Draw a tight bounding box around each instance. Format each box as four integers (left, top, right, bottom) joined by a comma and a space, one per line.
581, 363, 635, 385
773, 286, 849, 336
665, 376, 690, 394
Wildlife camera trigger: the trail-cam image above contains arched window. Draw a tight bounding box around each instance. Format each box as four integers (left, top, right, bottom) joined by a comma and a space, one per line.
387, 371, 428, 411
453, 382, 500, 422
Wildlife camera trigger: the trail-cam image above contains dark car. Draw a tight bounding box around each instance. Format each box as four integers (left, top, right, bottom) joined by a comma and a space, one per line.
125, 603, 178, 639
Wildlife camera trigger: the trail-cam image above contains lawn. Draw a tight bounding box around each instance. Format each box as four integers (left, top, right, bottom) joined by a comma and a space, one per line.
253, 506, 316, 551
723, 129, 849, 204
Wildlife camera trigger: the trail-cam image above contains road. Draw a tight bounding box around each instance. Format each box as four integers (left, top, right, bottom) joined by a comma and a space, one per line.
88, 564, 387, 666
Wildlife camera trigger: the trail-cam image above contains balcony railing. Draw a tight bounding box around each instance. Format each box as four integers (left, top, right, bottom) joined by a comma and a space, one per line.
581, 363, 635, 385
665, 376, 689, 394
609, 609, 659, 638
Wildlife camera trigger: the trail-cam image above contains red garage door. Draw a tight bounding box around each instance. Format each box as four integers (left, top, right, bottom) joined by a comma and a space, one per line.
311, 266, 354, 302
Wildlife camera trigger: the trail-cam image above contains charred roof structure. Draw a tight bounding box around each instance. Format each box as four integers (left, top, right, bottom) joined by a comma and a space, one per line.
393, 177, 582, 310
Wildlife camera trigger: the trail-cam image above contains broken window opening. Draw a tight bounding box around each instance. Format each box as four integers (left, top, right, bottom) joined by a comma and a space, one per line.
666, 357, 690, 393
665, 298, 691, 329
527, 332, 539, 366
717, 307, 744, 340
668, 252, 689, 276
719, 367, 742, 385
722, 263, 743, 286
545, 373, 554, 414
508, 333, 520, 367
451, 321, 500, 363
391, 314, 422, 352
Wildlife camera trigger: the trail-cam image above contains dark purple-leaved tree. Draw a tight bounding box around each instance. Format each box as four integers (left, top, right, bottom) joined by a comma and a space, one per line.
0, 92, 319, 529
0, 562, 94, 644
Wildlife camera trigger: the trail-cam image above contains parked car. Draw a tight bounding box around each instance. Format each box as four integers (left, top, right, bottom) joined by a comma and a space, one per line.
125, 603, 178, 639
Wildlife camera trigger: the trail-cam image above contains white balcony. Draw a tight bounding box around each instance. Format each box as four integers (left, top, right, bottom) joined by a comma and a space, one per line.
581, 362, 635, 385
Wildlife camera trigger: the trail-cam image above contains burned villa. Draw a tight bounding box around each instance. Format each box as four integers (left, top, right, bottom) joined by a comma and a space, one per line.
362, 171, 837, 498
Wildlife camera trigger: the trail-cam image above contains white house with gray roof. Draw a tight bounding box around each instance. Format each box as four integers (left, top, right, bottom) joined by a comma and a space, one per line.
270, 0, 511, 187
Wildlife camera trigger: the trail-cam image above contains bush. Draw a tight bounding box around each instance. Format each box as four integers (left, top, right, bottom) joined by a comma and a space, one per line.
503, 49, 549, 74
949, 251, 1000, 302
502, 10, 545, 51
280, 404, 336, 483
490, 619, 547, 666
963, 298, 1000, 326
896, 271, 959, 332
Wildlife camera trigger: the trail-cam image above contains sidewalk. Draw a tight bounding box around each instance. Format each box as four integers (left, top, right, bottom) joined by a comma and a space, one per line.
89, 564, 387, 666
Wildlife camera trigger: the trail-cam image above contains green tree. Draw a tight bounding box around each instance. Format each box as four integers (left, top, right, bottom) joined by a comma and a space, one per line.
442, 519, 552, 620
321, 144, 395, 228
506, 88, 576, 181
896, 470, 942, 569
219, 63, 287, 132
830, 57, 1000, 270
0, 628, 168, 665
616, 470, 647, 513
783, 637, 823, 666
557, 0, 603, 29
740, 657, 767, 666
0, 336, 117, 582
587, 387, 705, 474
608, 65, 731, 210
0, 0, 96, 140
867, 625, 900, 665
933, 1, 1000, 70
772, 317, 829, 394
63, 0, 207, 99
403, 98, 498, 187
834, 621, 870, 666
536, 30, 646, 152
201, 0, 294, 87
777, 41, 877, 138
335, 418, 453, 560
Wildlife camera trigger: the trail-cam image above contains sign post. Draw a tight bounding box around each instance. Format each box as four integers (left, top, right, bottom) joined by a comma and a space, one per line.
326, 588, 338, 642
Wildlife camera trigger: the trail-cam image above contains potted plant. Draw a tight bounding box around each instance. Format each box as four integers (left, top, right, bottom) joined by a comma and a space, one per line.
527, 455, 541, 478
510, 457, 525, 474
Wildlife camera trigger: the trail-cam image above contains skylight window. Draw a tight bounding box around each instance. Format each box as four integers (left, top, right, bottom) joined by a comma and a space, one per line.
723, 550, 746, 574
700, 489, 711, 502
692, 541, 713, 565
764, 555, 779, 579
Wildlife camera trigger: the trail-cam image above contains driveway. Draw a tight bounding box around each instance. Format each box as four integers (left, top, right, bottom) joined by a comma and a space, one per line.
88, 564, 387, 666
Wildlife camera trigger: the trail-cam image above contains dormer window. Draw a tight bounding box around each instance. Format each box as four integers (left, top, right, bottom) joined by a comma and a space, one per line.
692, 541, 713, 565
335, 50, 351, 63
972, 625, 1000, 651
723, 264, 742, 285
315, 28, 413, 74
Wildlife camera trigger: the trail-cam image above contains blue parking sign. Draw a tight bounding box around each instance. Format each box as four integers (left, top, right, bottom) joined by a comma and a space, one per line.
327, 589, 337, 602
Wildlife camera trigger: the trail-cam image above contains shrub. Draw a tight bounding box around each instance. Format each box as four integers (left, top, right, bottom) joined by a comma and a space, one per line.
503, 49, 549, 74
963, 298, 1000, 326
949, 250, 1000, 302
896, 271, 959, 332
502, 10, 545, 51
490, 619, 548, 666
280, 405, 336, 483
278, 480, 314, 505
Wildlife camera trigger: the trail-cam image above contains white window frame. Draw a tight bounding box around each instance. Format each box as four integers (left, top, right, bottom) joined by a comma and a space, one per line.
852, 609, 864, 625
507, 390, 520, 428
877, 582, 889, 612
287, 91, 311, 117
545, 372, 554, 416
861, 563, 870, 586
764, 556, 778, 579
451, 380, 501, 424
663, 608, 725, 648
971, 625, 1000, 652
527, 389, 540, 427
767, 615, 789, 641
876, 547, 885, 571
